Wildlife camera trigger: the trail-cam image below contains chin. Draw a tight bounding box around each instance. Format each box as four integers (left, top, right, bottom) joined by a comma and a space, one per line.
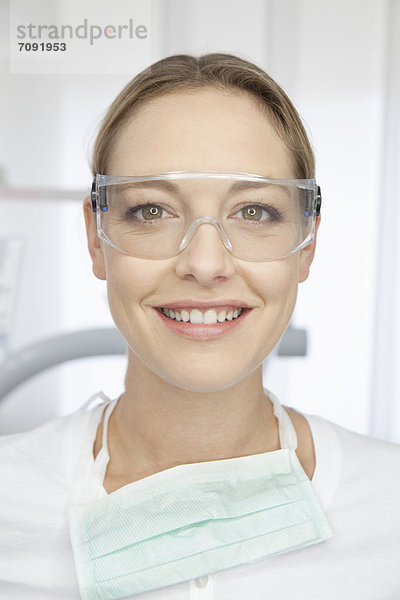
152, 360, 263, 394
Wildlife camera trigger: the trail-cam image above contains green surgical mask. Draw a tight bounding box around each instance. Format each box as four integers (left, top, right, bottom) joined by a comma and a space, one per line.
69, 392, 333, 599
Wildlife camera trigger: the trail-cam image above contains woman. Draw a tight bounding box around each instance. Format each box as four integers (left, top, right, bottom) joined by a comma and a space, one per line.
1, 53, 399, 599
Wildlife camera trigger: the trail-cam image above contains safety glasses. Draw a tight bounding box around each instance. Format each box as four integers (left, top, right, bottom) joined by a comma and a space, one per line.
91, 171, 321, 262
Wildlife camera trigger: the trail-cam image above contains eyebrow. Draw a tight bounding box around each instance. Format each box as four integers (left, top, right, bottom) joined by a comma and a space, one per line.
228, 180, 277, 192
120, 179, 279, 194
123, 180, 181, 193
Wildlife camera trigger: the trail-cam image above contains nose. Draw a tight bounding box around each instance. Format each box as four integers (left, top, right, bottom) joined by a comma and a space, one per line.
174, 219, 236, 286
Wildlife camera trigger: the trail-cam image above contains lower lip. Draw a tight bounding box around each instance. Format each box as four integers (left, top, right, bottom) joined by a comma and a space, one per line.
153, 308, 250, 339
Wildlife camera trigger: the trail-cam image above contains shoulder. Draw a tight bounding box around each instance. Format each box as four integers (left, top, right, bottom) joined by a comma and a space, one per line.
300, 410, 400, 505
288, 405, 400, 464
0, 402, 102, 495
0, 403, 107, 596
306, 411, 400, 465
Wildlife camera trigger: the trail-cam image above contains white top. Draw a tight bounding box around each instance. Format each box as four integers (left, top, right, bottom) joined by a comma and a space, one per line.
1, 390, 400, 599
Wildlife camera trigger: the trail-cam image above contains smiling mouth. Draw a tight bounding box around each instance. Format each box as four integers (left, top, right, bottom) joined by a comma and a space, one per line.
157, 307, 248, 324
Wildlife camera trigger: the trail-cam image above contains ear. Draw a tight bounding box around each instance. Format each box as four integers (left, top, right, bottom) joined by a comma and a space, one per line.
83, 196, 107, 281
298, 216, 321, 283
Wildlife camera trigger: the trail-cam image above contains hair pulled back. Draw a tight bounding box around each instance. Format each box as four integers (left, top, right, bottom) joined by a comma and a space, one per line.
91, 53, 315, 179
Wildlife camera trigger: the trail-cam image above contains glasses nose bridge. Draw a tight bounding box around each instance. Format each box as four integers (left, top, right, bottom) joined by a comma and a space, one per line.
178, 216, 233, 254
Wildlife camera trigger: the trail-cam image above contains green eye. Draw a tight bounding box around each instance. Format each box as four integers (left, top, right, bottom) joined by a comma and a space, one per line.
125, 204, 164, 221
235, 203, 283, 223
141, 205, 162, 220
242, 206, 263, 221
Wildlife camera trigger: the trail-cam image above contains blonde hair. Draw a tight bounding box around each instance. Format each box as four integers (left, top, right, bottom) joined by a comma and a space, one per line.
91, 53, 315, 179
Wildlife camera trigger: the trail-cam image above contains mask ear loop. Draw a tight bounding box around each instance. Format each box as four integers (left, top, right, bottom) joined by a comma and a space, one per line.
68, 396, 117, 506
83, 399, 119, 501
101, 400, 117, 460
266, 389, 298, 450
78, 390, 110, 411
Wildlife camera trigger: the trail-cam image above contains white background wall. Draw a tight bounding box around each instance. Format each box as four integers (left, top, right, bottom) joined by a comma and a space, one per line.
0, 0, 399, 440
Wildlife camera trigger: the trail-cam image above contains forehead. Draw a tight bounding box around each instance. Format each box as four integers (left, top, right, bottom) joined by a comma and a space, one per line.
107, 89, 295, 179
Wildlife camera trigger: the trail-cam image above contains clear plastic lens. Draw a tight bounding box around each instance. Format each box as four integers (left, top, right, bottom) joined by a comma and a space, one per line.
95, 172, 317, 262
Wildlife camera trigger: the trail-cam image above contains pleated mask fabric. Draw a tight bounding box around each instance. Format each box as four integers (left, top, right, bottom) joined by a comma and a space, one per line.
68, 392, 333, 599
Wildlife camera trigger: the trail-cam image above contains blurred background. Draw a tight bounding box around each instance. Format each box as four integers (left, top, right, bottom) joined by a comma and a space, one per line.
0, 0, 399, 440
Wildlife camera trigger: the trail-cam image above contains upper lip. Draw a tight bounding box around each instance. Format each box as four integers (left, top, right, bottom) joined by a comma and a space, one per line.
154, 300, 253, 310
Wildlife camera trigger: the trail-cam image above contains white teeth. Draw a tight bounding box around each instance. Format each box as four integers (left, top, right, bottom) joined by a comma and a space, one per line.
190, 309, 203, 324
181, 310, 190, 322
161, 307, 243, 323
204, 309, 217, 324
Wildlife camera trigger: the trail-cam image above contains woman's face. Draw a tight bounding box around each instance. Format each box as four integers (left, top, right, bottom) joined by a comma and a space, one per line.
84, 88, 318, 393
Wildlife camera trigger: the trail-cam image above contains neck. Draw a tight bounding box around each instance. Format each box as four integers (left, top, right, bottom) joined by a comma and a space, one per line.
104, 352, 280, 483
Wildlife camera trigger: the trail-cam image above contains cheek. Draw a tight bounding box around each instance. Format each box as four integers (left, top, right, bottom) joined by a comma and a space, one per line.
242, 257, 299, 348
269, 263, 299, 348
245, 256, 299, 308
103, 254, 161, 329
